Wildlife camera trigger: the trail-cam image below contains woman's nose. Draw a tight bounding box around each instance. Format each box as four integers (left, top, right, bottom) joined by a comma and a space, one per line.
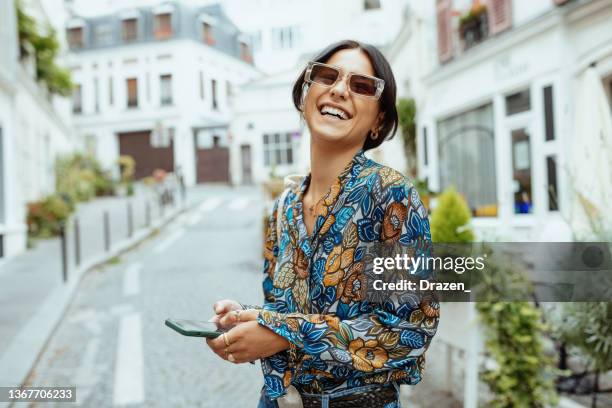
330, 75, 349, 99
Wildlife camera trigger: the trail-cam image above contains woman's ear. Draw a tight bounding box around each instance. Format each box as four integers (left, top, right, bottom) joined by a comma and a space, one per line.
299, 83, 310, 112
371, 112, 385, 133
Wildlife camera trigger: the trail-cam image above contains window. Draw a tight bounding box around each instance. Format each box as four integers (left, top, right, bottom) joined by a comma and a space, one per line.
154, 13, 172, 40
437, 103, 497, 217
199, 71, 204, 99
160, 74, 172, 106
511, 128, 533, 214
272, 26, 298, 49
67, 27, 84, 49
93, 23, 113, 46
122, 18, 138, 42
211, 79, 218, 110
226, 80, 232, 99
240, 42, 252, 63
546, 155, 559, 211
436, 0, 453, 62
126, 78, 138, 108
263, 133, 295, 166
422, 127, 429, 166
203, 22, 214, 45
488, 0, 512, 35
73, 84, 82, 113
505, 89, 531, 116
93, 77, 99, 112
108, 77, 113, 105
364, 0, 381, 10
543, 85, 555, 141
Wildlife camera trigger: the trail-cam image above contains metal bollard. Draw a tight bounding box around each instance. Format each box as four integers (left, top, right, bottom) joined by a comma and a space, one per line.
127, 201, 133, 238
74, 217, 81, 267
103, 211, 110, 252
60, 223, 68, 283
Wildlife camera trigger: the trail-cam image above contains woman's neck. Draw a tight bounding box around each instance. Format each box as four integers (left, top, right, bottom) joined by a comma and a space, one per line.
307, 141, 362, 201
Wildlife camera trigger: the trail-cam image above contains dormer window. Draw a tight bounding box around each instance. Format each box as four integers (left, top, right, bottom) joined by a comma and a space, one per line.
200, 14, 217, 46
203, 22, 214, 45
67, 26, 84, 49
239, 41, 252, 63
154, 13, 172, 40
122, 18, 138, 42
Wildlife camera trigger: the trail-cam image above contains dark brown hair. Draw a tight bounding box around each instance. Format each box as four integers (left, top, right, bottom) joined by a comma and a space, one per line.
292, 40, 398, 151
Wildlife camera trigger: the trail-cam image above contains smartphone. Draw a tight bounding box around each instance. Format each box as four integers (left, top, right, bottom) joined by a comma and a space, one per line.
165, 318, 226, 338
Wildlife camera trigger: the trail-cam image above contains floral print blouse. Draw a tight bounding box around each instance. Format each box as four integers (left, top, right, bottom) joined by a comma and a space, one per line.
256, 149, 439, 399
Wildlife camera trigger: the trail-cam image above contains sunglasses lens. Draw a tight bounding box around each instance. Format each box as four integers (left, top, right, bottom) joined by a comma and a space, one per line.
310, 64, 339, 86
349, 75, 378, 97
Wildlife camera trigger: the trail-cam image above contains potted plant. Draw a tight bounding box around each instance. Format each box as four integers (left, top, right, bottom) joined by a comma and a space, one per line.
459, 0, 488, 50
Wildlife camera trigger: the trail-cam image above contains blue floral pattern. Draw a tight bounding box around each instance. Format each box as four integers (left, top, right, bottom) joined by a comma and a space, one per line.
257, 150, 439, 399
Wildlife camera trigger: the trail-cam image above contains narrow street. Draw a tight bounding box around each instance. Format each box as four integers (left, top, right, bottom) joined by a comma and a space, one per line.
21, 186, 266, 407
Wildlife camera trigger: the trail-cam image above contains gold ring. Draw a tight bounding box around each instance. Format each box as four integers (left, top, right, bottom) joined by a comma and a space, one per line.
234, 310, 241, 322
228, 353, 236, 363
222, 332, 230, 346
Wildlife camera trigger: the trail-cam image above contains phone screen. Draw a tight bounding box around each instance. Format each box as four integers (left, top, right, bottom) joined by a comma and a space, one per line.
165, 318, 225, 338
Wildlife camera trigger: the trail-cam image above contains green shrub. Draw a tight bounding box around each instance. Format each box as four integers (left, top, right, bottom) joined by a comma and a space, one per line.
16, 0, 73, 96
56, 153, 115, 201
430, 186, 475, 243
26, 194, 73, 238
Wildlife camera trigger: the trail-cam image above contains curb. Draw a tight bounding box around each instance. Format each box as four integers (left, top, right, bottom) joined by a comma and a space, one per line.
0, 204, 186, 406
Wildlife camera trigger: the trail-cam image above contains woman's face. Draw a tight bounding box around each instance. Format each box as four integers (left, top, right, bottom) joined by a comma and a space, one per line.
303, 48, 382, 149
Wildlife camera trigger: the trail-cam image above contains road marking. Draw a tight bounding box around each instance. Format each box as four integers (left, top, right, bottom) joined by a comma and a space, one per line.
228, 197, 250, 211
113, 313, 144, 406
187, 213, 203, 226
199, 197, 222, 212
123, 262, 142, 296
153, 229, 185, 253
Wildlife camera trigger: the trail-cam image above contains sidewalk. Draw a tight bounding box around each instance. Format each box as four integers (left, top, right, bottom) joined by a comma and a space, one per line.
0, 186, 189, 396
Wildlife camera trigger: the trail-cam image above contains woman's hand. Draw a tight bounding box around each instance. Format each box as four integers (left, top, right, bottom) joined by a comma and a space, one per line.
206, 320, 290, 364
209, 299, 242, 329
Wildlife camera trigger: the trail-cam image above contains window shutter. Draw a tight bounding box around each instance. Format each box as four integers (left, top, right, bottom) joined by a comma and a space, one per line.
487, 0, 512, 35
436, 0, 453, 63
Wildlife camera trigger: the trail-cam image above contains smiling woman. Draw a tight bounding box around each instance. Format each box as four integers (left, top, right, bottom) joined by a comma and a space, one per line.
206, 40, 438, 408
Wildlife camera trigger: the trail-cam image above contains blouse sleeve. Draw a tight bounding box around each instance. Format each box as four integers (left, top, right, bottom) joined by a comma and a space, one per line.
257, 183, 439, 377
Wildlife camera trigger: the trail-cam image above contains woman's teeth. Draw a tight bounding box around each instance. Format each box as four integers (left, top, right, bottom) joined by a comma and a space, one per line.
320, 105, 349, 120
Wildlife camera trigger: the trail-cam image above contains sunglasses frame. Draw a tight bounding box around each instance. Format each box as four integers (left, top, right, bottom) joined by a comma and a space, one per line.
304, 61, 385, 100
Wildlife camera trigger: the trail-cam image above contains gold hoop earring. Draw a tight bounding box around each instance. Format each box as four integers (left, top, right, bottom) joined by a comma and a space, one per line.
371, 128, 380, 140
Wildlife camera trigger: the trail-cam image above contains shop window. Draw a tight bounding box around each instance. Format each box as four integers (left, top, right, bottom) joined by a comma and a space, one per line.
511, 128, 533, 214
437, 103, 497, 217
505, 89, 531, 115
546, 155, 559, 211
543, 85, 555, 141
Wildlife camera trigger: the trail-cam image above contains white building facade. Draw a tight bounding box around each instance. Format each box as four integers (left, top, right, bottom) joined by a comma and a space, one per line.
0, 0, 77, 259
66, 1, 260, 186
227, 0, 410, 185
418, 0, 612, 241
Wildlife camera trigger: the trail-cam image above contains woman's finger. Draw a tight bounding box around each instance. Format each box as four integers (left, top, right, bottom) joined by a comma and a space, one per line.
213, 299, 240, 314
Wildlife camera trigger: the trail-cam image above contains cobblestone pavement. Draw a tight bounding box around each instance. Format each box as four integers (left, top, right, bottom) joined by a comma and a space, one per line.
20, 186, 266, 408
